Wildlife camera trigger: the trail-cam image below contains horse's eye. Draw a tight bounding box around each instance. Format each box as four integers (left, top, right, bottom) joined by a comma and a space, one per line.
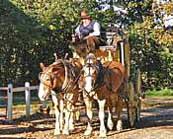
46, 78, 50, 81
45, 77, 51, 81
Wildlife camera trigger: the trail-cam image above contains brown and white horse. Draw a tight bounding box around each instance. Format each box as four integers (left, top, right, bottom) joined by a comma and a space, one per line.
38, 58, 82, 135
78, 53, 126, 137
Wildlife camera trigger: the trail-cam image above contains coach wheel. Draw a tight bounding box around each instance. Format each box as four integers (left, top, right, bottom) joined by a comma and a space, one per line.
127, 82, 136, 127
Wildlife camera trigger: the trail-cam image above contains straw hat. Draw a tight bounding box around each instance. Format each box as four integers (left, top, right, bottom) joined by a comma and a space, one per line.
80, 9, 91, 19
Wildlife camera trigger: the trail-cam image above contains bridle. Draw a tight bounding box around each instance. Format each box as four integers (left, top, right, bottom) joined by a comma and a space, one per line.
83, 63, 98, 78
82, 61, 102, 95
39, 59, 69, 92
39, 71, 55, 89
39, 59, 83, 110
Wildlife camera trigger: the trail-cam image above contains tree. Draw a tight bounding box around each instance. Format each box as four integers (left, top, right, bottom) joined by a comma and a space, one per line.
0, 0, 172, 89
128, 0, 173, 89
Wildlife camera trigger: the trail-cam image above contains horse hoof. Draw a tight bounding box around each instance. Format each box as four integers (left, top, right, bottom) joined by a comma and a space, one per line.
116, 120, 123, 131
84, 129, 92, 136
117, 127, 122, 132
54, 130, 61, 135
107, 121, 114, 130
69, 125, 75, 131
99, 132, 107, 138
108, 125, 113, 131
62, 129, 69, 135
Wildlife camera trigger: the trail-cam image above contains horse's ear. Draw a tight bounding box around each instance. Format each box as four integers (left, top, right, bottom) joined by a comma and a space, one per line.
52, 67, 60, 75
40, 63, 45, 70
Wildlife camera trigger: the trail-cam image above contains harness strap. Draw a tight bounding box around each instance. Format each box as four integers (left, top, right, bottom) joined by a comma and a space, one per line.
94, 60, 105, 89
60, 59, 69, 91
83, 89, 97, 101
55, 61, 83, 112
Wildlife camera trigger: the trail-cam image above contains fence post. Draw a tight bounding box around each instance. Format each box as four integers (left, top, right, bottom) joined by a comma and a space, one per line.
7, 83, 13, 121
25, 82, 30, 119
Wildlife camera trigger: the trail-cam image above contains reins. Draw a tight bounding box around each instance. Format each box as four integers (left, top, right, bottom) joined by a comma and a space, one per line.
54, 59, 83, 111
81, 60, 105, 100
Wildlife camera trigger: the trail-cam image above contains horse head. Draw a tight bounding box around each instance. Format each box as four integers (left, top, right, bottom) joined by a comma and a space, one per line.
38, 58, 83, 101
79, 53, 101, 93
38, 61, 65, 101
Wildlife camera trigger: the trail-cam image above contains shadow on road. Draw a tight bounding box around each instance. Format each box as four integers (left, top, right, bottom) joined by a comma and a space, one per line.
0, 100, 173, 136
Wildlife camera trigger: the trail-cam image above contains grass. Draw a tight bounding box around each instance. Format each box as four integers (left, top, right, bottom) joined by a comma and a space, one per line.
146, 88, 173, 97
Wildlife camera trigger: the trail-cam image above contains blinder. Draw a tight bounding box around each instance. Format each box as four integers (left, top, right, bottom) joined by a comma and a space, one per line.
81, 58, 105, 94
82, 63, 98, 78
38, 71, 56, 89
81, 62, 99, 91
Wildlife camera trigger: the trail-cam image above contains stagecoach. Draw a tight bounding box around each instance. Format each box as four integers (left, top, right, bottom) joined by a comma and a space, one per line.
96, 28, 142, 127
38, 26, 142, 137
70, 27, 142, 128
96, 30, 142, 127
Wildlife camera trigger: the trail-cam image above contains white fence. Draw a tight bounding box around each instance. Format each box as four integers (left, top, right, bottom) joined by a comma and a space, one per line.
0, 82, 39, 121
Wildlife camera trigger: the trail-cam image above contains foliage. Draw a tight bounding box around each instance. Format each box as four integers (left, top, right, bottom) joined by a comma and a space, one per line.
128, 0, 173, 89
0, 0, 172, 91
0, 0, 72, 86
146, 88, 173, 96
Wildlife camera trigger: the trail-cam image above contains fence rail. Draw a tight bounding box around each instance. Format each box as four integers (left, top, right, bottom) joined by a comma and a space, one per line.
0, 82, 39, 121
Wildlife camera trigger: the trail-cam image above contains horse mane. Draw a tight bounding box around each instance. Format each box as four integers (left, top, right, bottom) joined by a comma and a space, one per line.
92, 60, 125, 93
48, 59, 69, 90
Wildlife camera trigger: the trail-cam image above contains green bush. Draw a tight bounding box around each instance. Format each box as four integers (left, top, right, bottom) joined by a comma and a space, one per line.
0, 0, 118, 86
0, 0, 75, 86
146, 88, 173, 96
0, 0, 172, 91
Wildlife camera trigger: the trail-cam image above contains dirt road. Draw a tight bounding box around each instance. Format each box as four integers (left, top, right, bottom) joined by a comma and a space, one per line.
0, 97, 173, 139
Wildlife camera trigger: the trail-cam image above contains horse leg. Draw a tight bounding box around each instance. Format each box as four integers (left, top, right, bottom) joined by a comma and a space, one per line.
107, 107, 114, 130
63, 94, 75, 135
116, 101, 123, 132
83, 96, 93, 136
74, 109, 80, 121
59, 99, 64, 132
51, 93, 61, 135
98, 99, 107, 138
69, 109, 75, 131
63, 104, 71, 135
